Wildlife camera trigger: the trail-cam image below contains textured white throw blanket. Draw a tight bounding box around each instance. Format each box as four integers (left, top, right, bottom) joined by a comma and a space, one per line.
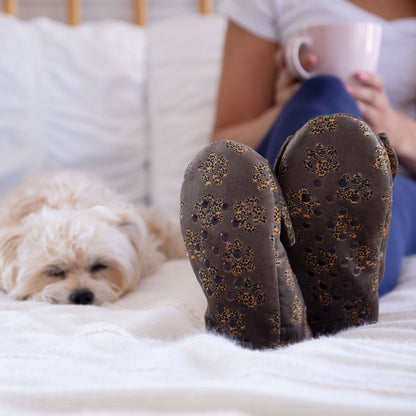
1, 256, 415, 416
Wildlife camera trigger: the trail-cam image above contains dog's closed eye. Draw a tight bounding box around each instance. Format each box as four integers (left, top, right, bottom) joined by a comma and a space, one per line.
44, 266, 66, 279
90, 263, 108, 273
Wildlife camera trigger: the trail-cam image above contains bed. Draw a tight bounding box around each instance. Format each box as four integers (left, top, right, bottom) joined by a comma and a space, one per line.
0, 1, 415, 415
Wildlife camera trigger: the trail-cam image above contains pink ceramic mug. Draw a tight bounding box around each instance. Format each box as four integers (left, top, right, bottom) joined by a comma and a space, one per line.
284, 22, 382, 83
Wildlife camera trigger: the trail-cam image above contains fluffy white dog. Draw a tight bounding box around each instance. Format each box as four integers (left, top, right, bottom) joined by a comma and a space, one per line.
0, 171, 185, 305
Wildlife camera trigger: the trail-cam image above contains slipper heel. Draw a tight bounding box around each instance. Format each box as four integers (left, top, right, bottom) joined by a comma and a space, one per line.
375, 132, 398, 284
180, 140, 306, 349
274, 113, 396, 336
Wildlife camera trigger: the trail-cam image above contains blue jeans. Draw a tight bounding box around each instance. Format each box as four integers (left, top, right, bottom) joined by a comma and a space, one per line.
257, 75, 416, 296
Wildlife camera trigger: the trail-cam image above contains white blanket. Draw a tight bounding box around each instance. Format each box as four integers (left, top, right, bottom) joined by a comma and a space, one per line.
1, 255, 415, 416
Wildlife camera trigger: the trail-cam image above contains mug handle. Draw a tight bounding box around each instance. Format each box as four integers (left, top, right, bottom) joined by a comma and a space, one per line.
284, 36, 314, 79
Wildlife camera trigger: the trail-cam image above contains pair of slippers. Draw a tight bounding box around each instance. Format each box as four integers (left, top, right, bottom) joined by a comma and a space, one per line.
180, 113, 398, 349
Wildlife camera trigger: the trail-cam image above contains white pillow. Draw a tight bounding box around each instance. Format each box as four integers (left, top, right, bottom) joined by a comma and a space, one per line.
0, 14, 149, 204
148, 15, 226, 216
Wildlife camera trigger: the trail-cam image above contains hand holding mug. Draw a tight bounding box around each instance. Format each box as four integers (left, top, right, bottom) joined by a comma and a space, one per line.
284, 22, 382, 84
347, 72, 398, 137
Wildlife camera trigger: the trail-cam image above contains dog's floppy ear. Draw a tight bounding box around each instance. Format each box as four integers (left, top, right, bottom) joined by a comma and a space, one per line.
117, 221, 164, 276
0, 226, 24, 291
117, 221, 148, 259
90, 204, 150, 253
89, 204, 163, 276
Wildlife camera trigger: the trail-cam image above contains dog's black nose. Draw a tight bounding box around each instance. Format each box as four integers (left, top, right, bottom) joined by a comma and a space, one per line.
70, 289, 94, 305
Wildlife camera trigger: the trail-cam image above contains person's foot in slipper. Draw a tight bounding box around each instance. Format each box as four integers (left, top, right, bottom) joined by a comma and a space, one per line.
180, 140, 307, 349
274, 113, 398, 336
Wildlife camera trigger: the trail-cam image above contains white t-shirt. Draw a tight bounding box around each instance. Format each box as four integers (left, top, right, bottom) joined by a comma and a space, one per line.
220, 0, 416, 120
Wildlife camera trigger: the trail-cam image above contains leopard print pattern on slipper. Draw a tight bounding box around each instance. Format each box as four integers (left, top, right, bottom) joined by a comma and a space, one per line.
180, 140, 306, 349
274, 113, 397, 336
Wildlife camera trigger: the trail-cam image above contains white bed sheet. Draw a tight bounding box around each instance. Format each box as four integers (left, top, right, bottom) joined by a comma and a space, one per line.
1, 255, 415, 416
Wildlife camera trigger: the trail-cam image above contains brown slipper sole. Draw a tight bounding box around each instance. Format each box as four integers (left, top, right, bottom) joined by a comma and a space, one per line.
274, 113, 398, 336
180, 140, 306, 349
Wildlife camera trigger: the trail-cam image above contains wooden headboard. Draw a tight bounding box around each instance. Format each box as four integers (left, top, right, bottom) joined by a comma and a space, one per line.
2, 0, 214, 26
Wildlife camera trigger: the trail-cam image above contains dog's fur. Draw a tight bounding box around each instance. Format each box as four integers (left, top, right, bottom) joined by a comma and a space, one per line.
0, 171, 185, 305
